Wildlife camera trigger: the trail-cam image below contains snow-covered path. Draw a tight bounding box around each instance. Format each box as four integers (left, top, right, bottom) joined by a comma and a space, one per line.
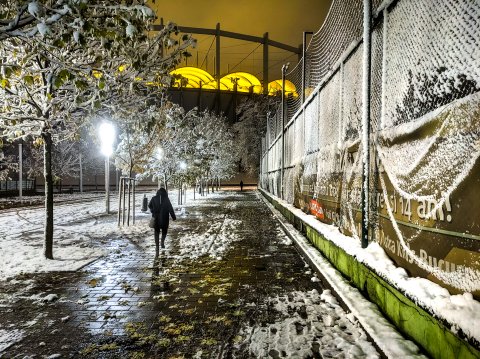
0, 190, 418, 358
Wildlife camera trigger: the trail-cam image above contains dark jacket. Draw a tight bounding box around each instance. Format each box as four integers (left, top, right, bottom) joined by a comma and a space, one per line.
148, 188, 176, 230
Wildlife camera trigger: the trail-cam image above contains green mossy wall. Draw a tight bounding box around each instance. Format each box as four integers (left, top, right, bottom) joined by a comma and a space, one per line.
260, 189, 480, 359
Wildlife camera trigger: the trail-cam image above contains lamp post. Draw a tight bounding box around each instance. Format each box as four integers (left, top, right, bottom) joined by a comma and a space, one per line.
178, 160, 187, 205
155, 147, 164, 188
99, 122, 115, 214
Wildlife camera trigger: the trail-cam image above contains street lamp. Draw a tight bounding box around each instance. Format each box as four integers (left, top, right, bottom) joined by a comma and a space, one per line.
179, 161, 187, 170
155, 147, 164, 160
99, 122, 115, 214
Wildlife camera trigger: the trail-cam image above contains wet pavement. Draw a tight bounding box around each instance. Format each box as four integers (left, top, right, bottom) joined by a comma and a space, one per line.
0, 191, 379, 358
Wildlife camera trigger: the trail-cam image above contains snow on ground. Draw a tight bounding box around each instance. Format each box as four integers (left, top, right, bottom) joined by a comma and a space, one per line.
263, 192, 480, 344
0, 193, 131, 280
237, 289, 378, 358
0, 329, 25, 353
0, 188, 242, 280
0, 192, 104, 210
176, 216, 244, 260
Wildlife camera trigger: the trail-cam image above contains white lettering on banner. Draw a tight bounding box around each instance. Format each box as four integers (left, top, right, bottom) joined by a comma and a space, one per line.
315, 183, 328, 196
417, 193, 453, 222
376, 227, 396, 254
329, 184, 338, 197
375, 228, 463, 272
324, 208, 340, 224
378, 190, 453, 224
419, 249, 461, 272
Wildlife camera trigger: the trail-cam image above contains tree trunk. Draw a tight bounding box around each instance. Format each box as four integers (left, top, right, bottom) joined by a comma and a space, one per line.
43, 132, 54, 259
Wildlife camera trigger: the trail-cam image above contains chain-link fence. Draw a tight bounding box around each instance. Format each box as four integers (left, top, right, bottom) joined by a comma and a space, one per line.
259, 0, 480, 298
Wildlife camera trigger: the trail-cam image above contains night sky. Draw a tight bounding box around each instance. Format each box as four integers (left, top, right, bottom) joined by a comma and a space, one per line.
149, 0, 332, 81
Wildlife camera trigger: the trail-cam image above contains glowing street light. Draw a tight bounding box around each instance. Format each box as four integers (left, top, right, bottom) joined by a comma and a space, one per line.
99, 122, 115, 214
179, 161, 187, 170
99, 122, 115, 157
155, 147, 164, 160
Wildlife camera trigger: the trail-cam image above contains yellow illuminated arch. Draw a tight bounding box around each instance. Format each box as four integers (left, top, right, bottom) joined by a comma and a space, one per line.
220, 72, 262, 94
169, 66, 296, 97
170, 67, 216, 88
268, 79, 298, 97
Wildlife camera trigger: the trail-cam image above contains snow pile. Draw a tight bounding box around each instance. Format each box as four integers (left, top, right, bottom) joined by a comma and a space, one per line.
0, 228, 104, 280
268, 195, 480, 343
237, 289, 378, 358
0, 197, 122, 280
0, 329, 25, 353
276, 226, 292, 246
13, 292, 61, 306
0, 192, 104, 206
177, 217, 243, 260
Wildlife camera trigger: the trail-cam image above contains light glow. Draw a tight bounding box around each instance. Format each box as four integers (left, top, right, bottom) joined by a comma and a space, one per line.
155, 147, 164, 160
169, 66, 297, 96
99, 122, 115, 157
267, 79, 298, 97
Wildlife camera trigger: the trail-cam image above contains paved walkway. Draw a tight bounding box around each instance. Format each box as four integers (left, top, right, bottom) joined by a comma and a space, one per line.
0, 191, 380, 358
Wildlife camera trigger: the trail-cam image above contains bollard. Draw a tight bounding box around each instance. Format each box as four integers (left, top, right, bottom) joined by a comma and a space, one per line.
142, 194, 148, 212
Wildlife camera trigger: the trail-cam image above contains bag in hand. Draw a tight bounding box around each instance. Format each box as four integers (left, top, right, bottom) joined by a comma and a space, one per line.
148, 194, 162, 229
148, 217, 156, 228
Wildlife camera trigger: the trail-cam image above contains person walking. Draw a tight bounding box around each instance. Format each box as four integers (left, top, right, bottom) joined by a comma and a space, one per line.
240, 180, 244, 191
149, 188, 176, 256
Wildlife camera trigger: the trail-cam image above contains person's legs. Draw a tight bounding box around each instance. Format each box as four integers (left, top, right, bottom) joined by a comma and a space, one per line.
154, 229, 160, 255
161, 227, 167, 249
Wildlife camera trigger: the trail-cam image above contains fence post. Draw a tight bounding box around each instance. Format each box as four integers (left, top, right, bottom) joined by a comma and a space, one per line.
263, 32, 269, 95
18, 143, 22, 200
215, 22, 221, 114
127, 178, 131, 226
265, 113, 270, 189
132, 178, 136, 225
122, 177, 127, 225
281, 63, 289, 200
302, 32, 313, 104
105, 157, 110, 214
118, 177, 122, 226
79, 153, 83, 193
361, 0, 372, 249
